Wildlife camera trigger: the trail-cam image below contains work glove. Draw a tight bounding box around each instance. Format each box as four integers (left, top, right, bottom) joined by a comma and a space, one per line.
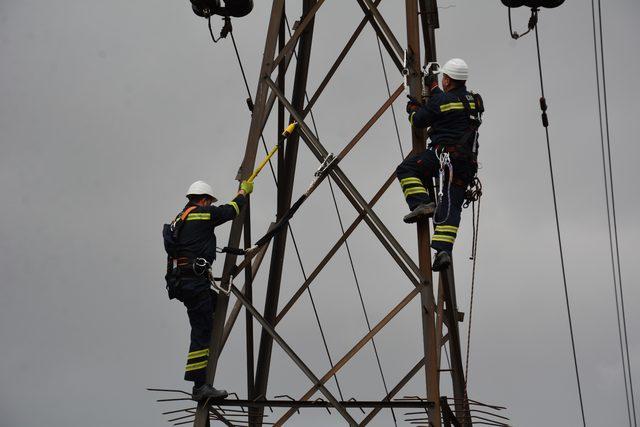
423, 63, 439, 91
240, 180, 254, 195
406, 95, 422, 115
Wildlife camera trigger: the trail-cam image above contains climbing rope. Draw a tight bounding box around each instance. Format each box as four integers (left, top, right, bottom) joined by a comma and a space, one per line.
531, 13, 587, 426
590, 0, 636, 423
464, 183, 481, 382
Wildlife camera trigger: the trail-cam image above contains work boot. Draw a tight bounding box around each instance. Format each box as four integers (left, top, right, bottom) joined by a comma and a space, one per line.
192, 384, 228, 401
403, 202, 436, 223
432, 251, 452, 272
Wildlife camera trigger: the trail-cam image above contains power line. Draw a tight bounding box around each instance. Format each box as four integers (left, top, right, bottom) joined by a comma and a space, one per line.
594, 1, 637, 423
532, 15, 587, 426
589, 0, 633, 424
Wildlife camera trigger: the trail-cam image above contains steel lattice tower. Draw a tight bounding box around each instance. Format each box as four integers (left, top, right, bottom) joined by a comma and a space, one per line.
170, 1, 486, 425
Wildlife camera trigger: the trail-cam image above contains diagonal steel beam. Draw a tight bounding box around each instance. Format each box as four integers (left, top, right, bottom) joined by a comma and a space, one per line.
269, 0, 326, 73
337, 84, 404, 161
264, 77, 425, 285
359, 357, 426, 426
236, 0, 286, 181
303, 0, 401, 119
275, 170, 398, 325
220, 234, 271, 350
275, 146, 419, 324
229, 284, 357, 425
274, 288, 421, 426
273, 86, 404, 325
356, 0, 404, 60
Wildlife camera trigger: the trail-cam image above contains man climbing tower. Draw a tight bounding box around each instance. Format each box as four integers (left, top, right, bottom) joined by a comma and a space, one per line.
162, 179, 253, 401
396, 58, 484, 271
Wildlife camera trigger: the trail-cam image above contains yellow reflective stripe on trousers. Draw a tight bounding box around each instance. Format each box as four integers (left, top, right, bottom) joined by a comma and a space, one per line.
229, 201, 239, 216
432, 235, 456, 243
404, 187, 428, 197
409, 111, 415, 125
185, 360, 208, 372
435, 225, 459, 233
188, 349, 209, 359
186, 213, 211, 220
400, 177, 423, 186
440, 102, 476, 112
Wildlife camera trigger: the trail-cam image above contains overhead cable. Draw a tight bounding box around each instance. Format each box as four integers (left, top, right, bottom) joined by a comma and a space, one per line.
591, 0, 637, 423
532, 16, 587, 426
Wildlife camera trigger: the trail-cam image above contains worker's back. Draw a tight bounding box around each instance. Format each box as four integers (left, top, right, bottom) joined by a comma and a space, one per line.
412, 85, 483, 150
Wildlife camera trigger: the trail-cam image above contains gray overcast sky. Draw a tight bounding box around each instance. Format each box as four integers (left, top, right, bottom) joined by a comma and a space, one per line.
1, 1, 639, 426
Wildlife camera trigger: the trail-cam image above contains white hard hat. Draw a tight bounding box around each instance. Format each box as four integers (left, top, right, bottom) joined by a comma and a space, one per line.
186, 180, 217, 202
437, 58, 469, 81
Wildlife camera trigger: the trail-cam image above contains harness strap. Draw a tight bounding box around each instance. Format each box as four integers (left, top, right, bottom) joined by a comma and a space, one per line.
170, 205, 199, 240
179, 206, 198, 222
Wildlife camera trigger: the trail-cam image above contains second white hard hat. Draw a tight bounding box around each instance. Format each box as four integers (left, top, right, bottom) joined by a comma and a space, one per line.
437, 58, 469, 81
187, 180, 217, 202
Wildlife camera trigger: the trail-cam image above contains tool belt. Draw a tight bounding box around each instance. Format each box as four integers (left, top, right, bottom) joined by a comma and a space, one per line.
169, 257, 212, 278
165, 256, 214, 300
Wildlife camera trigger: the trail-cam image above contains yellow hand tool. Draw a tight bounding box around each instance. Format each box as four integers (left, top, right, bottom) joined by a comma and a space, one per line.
247, 122, 297, 183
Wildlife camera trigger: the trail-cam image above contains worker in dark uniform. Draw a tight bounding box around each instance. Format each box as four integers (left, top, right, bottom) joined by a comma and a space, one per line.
163, 179, 253, 401
396, 58, 484, 271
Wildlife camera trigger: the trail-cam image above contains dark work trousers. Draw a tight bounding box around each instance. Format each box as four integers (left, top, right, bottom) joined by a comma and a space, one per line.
396, 147, 475, 253
177, 279, 217, 385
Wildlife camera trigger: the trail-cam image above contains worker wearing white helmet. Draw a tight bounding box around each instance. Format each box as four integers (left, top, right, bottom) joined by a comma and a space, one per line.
162, 178, 254, 401
396, 58, 484, 271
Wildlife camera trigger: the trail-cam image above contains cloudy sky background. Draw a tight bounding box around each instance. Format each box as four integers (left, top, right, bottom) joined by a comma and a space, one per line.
1, 0, 639, 426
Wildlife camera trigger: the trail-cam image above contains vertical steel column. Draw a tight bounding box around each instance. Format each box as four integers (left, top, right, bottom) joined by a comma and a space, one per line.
405, 1, 441, 425
244, 201, 258, 425
418, 2, 469, 423
418, 0, 438, 65
252, 2, 318, 426
250, 12, 288, 426
441, 263, 471, 425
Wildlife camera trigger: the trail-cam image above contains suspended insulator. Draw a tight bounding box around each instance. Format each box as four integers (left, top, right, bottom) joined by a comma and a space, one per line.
500, 0, 565, 8
223, 0, 253, 17
190, 0, 253, 18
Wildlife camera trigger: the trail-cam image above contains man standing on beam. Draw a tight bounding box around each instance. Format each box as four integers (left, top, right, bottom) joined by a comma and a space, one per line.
162, 179, 253, 401
396, 58, 484, 271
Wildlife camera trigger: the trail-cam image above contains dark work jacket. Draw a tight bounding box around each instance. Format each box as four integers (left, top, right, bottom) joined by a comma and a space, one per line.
168, 194, 246, 264
409, 85, 480, 149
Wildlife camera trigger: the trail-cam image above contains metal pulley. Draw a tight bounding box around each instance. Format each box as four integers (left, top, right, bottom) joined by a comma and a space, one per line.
501, 0, 565, 8
190, 0, 253, 18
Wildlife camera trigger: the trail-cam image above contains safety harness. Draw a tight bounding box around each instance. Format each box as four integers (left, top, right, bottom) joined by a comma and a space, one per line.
164, 206, 233, 297
432, 90, 484, 224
